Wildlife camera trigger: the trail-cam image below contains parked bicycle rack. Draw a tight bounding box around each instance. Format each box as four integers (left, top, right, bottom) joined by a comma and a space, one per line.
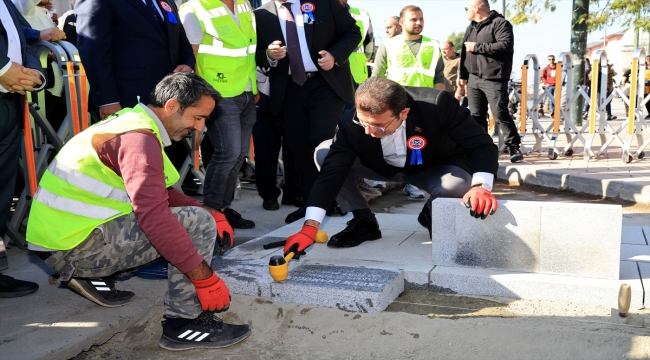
621, 48, 648, 163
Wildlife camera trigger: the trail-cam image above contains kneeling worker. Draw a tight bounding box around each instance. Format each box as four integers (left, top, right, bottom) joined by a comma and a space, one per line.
26, 73, 251, 351
284, 77, 499, 252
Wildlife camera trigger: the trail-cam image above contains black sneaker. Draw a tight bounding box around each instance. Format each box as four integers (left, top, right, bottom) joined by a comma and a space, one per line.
159, 311, 251, 351
509, 146, 524, 163
327, 217, 382, 248
67, 277, 135, 307
223, 208, 255, 229
0, 274, 39, 298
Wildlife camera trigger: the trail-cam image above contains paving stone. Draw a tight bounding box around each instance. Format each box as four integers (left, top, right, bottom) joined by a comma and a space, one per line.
210, 257, 274, 298
622, 226, 648, 245
270, 264, 404, 313
430, 265, 647, 308
540, 202, 622, 280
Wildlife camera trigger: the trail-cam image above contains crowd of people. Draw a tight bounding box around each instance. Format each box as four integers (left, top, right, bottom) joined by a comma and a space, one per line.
4, 0, 627, 352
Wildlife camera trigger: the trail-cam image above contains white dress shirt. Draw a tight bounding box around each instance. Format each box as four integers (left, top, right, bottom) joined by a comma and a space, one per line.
305, 119, 495, 224
268, 0, 317, 72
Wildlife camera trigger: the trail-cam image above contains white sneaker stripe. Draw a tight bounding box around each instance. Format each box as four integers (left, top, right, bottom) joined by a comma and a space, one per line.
186, 331, 202, 340
177, 330, 193, 339
91, 281, 106, 285
95, 287, 111, 291
195, 333, 210, 342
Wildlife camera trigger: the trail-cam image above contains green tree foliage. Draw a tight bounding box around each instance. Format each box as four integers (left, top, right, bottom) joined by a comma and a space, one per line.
447, 31, 465, 53
507, 0, 650, 32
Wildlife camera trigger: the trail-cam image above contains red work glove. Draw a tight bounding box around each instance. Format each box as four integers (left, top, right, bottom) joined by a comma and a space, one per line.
462, 186, 498, 220
191, 272, 231, 312
211, 212, 234, 249
284, 225, 317, 258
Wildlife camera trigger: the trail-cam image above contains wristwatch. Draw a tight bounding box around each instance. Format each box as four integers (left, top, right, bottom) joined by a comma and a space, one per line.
471, 182, 492, 191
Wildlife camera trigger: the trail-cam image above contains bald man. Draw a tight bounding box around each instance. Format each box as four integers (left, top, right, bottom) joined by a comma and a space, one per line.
384, 15, 401, 38
458, 0, 522, 163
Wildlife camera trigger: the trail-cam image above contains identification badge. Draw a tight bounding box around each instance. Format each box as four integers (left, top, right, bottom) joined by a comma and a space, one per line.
407, 136, 427, 165
301, 2, 316, 22
159, 1, 178, 24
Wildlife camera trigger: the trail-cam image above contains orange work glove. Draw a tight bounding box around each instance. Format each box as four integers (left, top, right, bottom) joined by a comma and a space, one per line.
211, 212, 234, 249
462, 186, 498, 220
284, 225, 317, 258
191, 272, 231, 312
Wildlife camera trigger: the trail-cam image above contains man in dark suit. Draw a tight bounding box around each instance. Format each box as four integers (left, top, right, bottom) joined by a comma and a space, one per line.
76, 0, 195, 119
254, 0, 361, 223
282, 77, 499, 252
0, 0, 43, 297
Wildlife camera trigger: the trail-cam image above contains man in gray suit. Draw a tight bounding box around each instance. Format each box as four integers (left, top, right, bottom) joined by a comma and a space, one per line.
0, 0, 44, 297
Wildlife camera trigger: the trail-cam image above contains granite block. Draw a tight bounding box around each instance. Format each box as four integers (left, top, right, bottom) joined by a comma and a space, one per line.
432, 199, 541, 273
540, 202, 622, 280
430, 266, 647, 308
270, 264, 404, 313
622, 226, 648, 245
210, 257, 274, 298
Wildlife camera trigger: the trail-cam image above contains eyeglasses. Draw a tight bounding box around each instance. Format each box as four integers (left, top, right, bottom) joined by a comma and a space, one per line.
352, 111, 399, 133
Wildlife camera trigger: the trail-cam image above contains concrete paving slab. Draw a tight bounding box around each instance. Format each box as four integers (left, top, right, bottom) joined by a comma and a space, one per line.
622, 226, 648, 245
270, 264, 404, 313
539, 202, 622, 280
429, 265, 648, 309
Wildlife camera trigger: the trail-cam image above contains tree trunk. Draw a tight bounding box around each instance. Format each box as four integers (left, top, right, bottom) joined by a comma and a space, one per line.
570, 0, 589, 126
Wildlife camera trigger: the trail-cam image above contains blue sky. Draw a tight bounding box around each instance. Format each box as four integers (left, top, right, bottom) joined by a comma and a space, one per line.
262, 0, 622, 79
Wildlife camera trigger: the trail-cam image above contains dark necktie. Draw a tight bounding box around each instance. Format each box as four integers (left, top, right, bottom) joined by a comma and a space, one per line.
281, 2, 307, 86
146, 0, 164, 25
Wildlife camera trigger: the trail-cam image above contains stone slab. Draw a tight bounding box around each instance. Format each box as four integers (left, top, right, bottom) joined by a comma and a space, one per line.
622, 226, 648, 245
270, 264, 404, 313
539, 202, 621, 280
430, 265, 648, 308
210, 257, 275, 298
431, 198, 622, 280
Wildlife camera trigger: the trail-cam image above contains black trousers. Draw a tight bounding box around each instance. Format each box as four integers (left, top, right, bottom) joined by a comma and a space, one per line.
281, 75, 344, 197
252, 109, 301, 200
467, 74, 520, 147
0, 96, 21, 239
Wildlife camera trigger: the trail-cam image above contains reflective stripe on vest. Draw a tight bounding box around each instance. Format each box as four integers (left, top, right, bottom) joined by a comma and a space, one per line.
26, 105, 180, 251
349, 7, 370, 84
184, 0, 257, 97
385, 35, 441, 87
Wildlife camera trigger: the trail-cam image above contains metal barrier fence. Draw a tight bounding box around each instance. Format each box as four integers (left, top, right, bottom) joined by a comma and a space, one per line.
508, 49, 649, 163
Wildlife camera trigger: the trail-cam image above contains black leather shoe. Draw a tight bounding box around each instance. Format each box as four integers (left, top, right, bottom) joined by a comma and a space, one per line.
223, 208, 255, 229
417, 208, 432, 239
262, 198, 280, 211
326, 204, 348, 217
285, 206, 306, 224
281, 196, 304, 208
327, 217, 382, 248
0, 274, 38, 298
509, 146, 524, 163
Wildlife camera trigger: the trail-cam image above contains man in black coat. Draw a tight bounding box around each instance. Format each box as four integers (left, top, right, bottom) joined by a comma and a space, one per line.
254, 0, 361, 223
458, 0, 522, 163
0, 0, 43, 297
282, 77, 499, 253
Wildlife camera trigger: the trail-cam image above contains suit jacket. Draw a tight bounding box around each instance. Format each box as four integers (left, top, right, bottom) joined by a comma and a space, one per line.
254, 0, 360, 116
76, 0, 195, 108
1, 0, 40, 74
306, 87, 499, 209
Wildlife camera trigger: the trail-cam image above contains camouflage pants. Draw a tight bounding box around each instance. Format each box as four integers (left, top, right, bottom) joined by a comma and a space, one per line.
44, 206, 216, 319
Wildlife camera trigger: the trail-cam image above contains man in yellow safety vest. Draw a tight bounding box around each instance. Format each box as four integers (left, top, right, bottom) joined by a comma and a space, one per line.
338, 0, 373, 86
372, 5, 444, 90
180, 0, 259, 230
26, 73, 252, 351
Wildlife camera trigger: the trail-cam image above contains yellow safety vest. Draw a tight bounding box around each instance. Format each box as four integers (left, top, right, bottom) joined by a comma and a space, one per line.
348, 6, 370, 84
183, 0, 257, 97
26, 105, 180, 250
384, 35, 440, 87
